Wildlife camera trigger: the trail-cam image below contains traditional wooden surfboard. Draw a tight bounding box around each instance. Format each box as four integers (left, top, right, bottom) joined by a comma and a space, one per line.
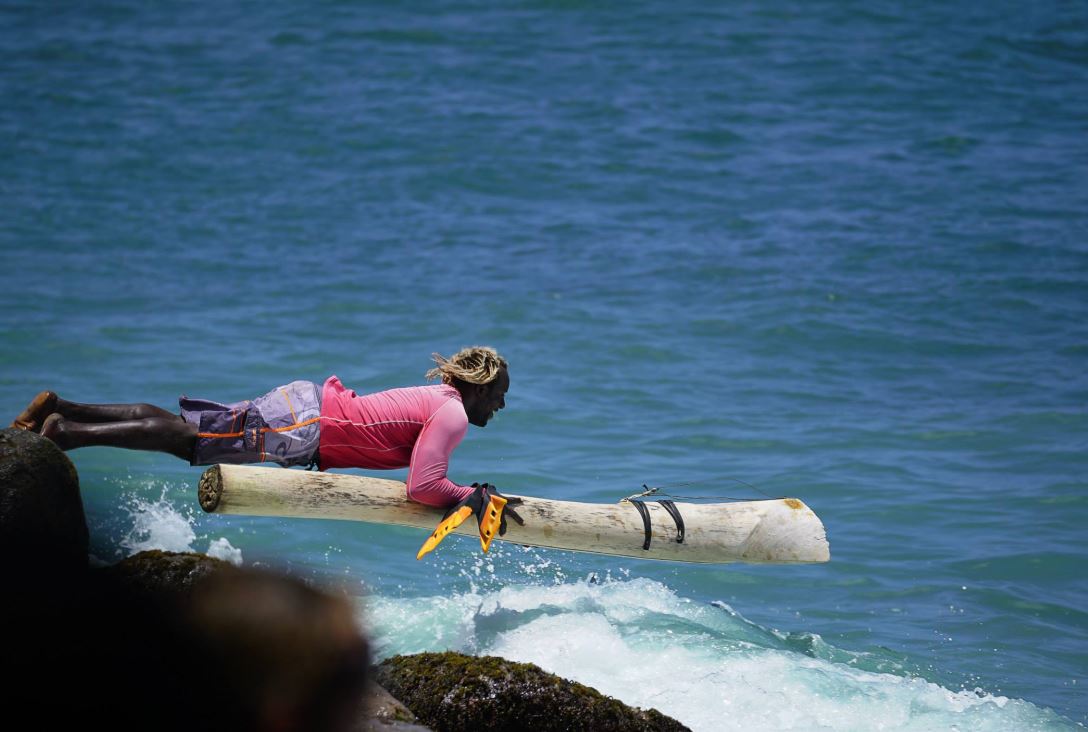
198, 464, 830, 564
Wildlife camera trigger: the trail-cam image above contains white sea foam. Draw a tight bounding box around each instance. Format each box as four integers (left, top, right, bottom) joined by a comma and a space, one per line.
364, 576, 1071, 732
119, 487, 242, 564
206, 537, 243, 565
121, 491, 197, 554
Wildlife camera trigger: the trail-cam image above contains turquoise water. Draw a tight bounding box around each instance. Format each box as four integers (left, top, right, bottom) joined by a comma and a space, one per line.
3, 1, 1086, 728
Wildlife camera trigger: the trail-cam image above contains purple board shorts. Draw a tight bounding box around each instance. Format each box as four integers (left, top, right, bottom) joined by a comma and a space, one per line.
179, 380, 322, 468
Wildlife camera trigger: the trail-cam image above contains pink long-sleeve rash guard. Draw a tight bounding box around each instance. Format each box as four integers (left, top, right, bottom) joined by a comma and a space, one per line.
318, 376, 475, 508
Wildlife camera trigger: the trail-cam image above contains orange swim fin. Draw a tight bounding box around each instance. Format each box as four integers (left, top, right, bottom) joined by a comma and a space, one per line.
416, 505, 474, 560
416, 483, 524, 560
477, 494, 508, 553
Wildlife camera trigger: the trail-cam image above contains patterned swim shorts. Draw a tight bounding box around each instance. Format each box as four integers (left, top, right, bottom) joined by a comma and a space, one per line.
180, 380, 322, 468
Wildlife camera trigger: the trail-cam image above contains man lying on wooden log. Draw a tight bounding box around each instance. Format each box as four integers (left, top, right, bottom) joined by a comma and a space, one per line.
11, 345, 521, 555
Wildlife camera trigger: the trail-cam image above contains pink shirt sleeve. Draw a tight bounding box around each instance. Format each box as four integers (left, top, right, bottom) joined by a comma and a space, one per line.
405, 398, 474, 507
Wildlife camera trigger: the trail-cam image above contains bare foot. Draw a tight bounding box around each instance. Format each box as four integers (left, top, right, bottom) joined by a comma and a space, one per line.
39, 413, 67, 449
10, 391, 58, 431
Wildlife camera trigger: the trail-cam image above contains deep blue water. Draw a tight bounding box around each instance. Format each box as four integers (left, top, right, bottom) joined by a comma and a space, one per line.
3, 1, 1086, 728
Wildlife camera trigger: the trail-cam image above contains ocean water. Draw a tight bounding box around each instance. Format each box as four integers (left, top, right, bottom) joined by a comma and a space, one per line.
2, 1, 1086, 729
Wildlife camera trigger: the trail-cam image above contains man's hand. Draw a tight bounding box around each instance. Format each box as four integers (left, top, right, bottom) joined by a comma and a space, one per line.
417, 482, 525, 560
471, 482, 525, 536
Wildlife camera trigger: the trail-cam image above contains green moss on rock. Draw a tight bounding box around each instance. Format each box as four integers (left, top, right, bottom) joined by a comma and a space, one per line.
98, 550, 230, 596
375, 652, 689, 732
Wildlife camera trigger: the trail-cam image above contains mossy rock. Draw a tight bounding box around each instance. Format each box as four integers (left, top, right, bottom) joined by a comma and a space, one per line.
355, 682, 434, 731
374, 652, 689, 732
98, 549, 230, 596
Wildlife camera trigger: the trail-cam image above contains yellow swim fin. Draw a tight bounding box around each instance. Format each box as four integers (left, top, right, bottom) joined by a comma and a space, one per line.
416, 483, 524, 559
416, 505, 474, 560
477, 494, 508, 553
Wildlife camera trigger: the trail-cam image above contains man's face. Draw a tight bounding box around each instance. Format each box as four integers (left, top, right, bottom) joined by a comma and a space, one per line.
467, 367, 509, 427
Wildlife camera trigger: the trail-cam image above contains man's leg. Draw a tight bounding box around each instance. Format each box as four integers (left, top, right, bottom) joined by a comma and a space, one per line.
53, 398, 178, 423
41, 414, 196, 461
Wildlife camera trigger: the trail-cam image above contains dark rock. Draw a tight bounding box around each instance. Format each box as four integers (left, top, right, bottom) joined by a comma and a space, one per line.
69, 552, 375, 732
0, 428, 392, 732
0, 427, 87, 575
1, 555, 208, 731
98, 548, 230, 596
374, 652, 689, 732
0, 432, 652, 732
353, 682, 433, 732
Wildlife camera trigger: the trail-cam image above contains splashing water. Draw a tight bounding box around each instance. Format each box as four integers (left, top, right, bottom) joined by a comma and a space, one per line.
363, 573, 1074, 732
120, 490, 198, 555
118, 485, 242, 565
206, 537, 243, 566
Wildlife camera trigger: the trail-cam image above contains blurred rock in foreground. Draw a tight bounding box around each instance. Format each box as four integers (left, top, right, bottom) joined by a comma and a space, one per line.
0, 429, 375, 732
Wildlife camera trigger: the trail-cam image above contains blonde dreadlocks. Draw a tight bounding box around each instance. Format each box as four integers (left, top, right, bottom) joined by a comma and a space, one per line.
426, 346, 508, 386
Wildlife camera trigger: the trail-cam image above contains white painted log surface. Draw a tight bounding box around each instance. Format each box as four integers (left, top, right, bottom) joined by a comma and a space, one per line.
198, 465, 830, 564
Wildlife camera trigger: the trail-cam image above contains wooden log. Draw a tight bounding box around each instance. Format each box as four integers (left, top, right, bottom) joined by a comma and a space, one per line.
198, 465, 830, 564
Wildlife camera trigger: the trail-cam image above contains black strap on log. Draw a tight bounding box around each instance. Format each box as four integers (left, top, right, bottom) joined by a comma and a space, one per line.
628, 498, 687, 550
657, 499, 685, 544
629, 499, 652, 550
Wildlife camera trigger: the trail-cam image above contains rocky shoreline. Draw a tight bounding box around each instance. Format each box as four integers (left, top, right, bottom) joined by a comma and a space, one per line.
0, 427, 688, 732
